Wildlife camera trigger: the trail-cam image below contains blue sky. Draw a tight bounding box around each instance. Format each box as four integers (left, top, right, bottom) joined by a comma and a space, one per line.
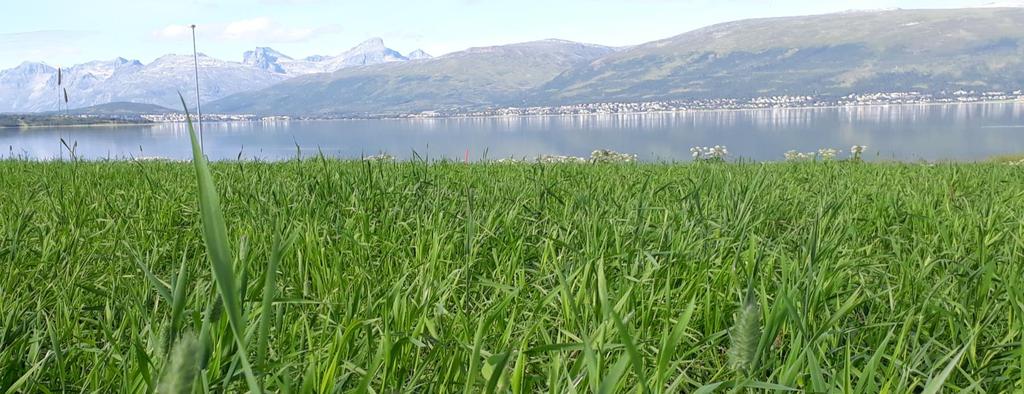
0, 0, 991, 69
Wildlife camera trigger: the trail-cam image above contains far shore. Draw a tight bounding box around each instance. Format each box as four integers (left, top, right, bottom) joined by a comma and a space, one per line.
181, 98, 1024, 123
0, 121, 156, 130
406, 98, 1024, 122
5, 99, 1021, 128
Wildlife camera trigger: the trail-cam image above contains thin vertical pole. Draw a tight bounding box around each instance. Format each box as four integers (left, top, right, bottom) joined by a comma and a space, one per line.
191, 25, 205, 153
57, 67, 63, 160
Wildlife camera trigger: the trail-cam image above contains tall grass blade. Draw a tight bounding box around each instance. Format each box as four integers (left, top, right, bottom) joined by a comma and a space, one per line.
484, 350, 512, 394
257, 230, 288, 369
598, 353, 631, 394
168, 253, 190, 347
465, 313, 492, 394
921, 345, 968, 394
178, 92, 261, 393
654, 297, 696, 392
610, 310, 647, 392
4, 353, 52, 394
134, 253, 171, 303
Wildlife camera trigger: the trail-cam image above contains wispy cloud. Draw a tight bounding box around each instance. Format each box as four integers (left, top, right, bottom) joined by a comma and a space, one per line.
153, 17, 340, 43
153, 24, 193, 40
0, 30, 95, 44
221, 17, 277, 39
0, 30, 96, 66
259, 0, 324, 3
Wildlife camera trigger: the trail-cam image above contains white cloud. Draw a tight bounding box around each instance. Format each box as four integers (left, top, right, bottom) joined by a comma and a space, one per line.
153, 24, 193, 40
0, 30, 94, 68
222, 17, 274, 39
220, 17, 329, 42
153, 18, 338, 43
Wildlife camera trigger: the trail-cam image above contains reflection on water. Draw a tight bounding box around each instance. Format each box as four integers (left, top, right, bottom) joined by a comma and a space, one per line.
2, 102, 1023, 161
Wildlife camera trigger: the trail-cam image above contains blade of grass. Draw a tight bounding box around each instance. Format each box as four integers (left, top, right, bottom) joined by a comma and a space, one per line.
921, 345, 968, 394
179, 93, 261, 393
610, 310, 647, 392
654, 297, 697, 392
257, 229, 289, 370
168, 252, 190, 348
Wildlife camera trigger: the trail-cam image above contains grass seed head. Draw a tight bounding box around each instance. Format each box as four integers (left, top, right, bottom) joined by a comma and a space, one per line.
727, 299, 761, 375
159, 333, 200, 394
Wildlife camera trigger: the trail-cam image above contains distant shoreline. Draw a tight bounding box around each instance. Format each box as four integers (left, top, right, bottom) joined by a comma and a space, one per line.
224, 98, 1021, 123
259, 98, 1024, 122
424, 99, 1024, 121
0, 122, 156, 130
6, 99, 1022, 128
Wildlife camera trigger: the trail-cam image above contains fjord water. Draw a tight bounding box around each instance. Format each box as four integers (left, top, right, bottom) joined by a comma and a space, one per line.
4, 102, 1024, 161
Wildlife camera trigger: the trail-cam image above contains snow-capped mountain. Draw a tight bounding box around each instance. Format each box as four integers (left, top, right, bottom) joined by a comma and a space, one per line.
0, 37, 427, 112
242, 38, 418, 76
242, 47, 292, 74
0, 62, 57, 112
208, 40, 615, 116
85, 54, 290, 109
0, 58, 149, 112
320, 38, 407, 71
0, 54, 286, 112
407, 49, 433, 60
978, 1, 1024, 7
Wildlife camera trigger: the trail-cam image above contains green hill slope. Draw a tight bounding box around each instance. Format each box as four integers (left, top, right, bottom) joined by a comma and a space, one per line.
208, 40, 613, 115
538, 8, 1024, 103
208, 8, 1024, 115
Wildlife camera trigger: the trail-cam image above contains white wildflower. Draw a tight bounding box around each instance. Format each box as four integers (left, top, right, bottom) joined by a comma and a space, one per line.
850, 145, 868, 161
363, 153, 395, 162
590, 149, 638, 163
536, 154, 587, 164
783, 150, 815, 162
818, 148, 839, 161
691, 145, 729, 161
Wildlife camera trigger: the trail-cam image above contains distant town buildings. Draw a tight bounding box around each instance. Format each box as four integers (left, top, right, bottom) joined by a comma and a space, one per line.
140, 113, 260, 122
427, 90, 1024, 118
135, 90, 1024, 122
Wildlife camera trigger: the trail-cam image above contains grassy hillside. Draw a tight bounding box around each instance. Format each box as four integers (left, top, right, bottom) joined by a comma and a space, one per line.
207, 40, 613, 116
539, 8, 1024, 103
0, 114, 151, 128
1, 160, 1022, 391
62, 102, 178, 116
207, 8, 1024, 116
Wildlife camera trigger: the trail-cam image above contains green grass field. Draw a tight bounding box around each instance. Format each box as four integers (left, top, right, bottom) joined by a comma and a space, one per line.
2, 158, 1023, 392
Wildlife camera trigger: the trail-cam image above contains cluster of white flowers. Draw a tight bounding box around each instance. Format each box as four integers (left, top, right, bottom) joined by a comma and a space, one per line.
590, 149, 638, 163
850, 145, 868, 159
530, 150, 638, 164
784, 146, 869, 162
784, 150, 817, 161
132, 156, 178, 162
363, 153, 395, 162
818, 148, 839, 160
690, 145, 729, 161
1007, 159, 1024, 166
535, 154, 588, 164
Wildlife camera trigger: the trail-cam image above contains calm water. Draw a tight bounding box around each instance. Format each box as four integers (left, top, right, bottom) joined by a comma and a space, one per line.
3, 103, 1024, 162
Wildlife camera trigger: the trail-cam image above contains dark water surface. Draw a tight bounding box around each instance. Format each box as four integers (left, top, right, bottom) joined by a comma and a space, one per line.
3, 103, 1024, 161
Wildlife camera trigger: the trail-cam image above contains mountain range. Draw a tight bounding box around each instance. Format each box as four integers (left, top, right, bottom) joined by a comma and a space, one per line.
536, 7, 1024, 104
209, 39, 613, 115
241, 38, 426, 76
3, 7, 1024, 115
0, 38, 430, 113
